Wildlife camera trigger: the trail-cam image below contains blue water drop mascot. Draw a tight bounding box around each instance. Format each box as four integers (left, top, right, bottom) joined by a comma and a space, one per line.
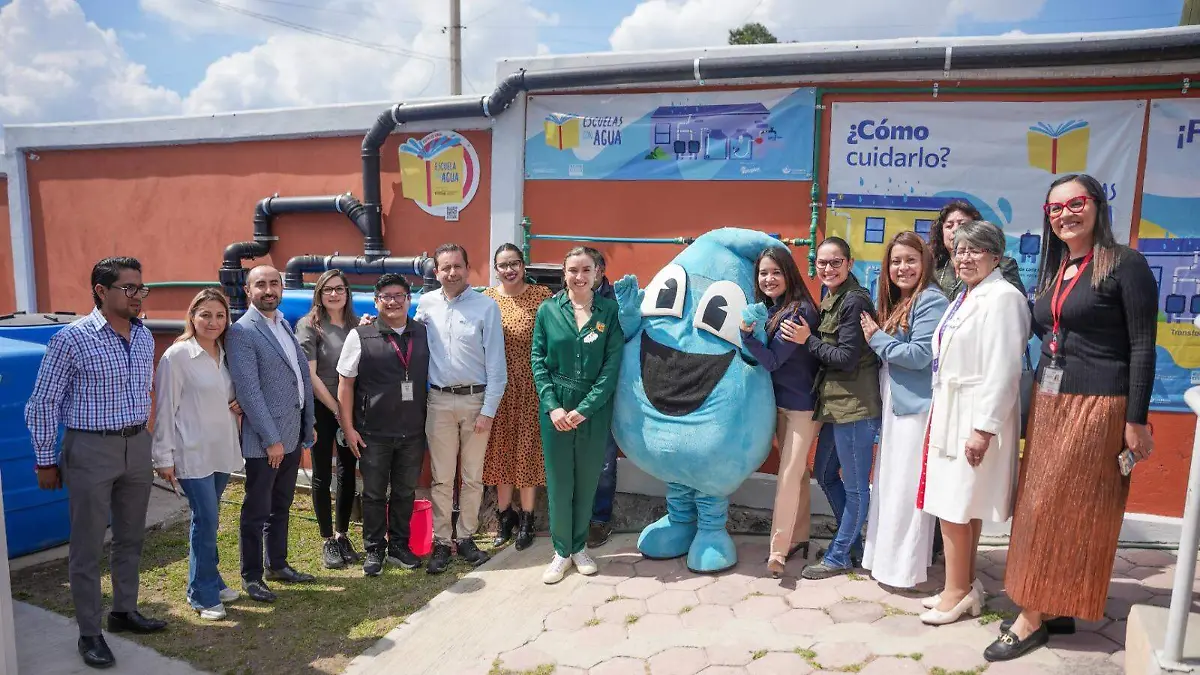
612, 227, 782, 573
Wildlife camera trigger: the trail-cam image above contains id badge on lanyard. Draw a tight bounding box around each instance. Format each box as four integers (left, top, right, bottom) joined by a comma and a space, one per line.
1041, 252, 1092, 396
387, 335, 415, 401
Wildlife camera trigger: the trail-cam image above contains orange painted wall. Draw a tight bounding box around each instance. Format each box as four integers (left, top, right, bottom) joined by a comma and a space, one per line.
0, 177, 14, 315
24, 131, 492, 320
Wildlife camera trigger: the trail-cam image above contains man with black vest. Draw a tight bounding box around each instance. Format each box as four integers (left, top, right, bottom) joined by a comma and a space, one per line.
337, 274, 429, 576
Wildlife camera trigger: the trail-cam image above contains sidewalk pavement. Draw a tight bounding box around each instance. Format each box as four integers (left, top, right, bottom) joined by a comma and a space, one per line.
345, 533, 1187, 675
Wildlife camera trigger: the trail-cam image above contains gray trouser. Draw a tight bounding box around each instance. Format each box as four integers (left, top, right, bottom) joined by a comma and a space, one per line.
61, 428, 153, 636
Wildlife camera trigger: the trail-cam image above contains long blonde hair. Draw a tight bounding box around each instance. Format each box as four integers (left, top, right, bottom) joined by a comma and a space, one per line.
176, 288, 232, 345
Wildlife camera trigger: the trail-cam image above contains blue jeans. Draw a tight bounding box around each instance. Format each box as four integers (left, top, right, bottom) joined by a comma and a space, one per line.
178, 472, 231, 610
813, 418, 880, 569
590, 433, 620, 524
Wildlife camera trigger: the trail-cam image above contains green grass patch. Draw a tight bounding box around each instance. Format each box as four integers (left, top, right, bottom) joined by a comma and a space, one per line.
489, 661, 556, 675
624, 614, 640, 625
752, 649, 768, 660
929, 667, 988, 675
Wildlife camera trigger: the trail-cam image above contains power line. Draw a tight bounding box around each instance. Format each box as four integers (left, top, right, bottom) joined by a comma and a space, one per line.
186, 0, 446, 62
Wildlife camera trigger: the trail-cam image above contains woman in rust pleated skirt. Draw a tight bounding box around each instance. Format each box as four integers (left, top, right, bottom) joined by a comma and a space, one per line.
986, 174, 1158, 663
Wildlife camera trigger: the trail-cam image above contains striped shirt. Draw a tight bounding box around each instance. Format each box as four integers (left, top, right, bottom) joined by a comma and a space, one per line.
24, 308, 155, 466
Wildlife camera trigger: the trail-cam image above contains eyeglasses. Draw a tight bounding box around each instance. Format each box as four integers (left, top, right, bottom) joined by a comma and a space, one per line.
495, 261, 523, 271
321, 286, 348, 296
111, 284, 150, 299
1043, 195, 1096, 217
815, 258, 846, 270
953, 247, 995, 260
377, 293, 410, 304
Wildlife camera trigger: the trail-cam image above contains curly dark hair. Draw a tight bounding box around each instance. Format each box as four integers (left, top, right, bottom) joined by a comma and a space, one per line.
929, 200, 983, 269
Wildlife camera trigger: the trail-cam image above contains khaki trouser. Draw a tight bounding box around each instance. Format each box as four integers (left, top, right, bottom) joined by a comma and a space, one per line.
427, 390, 491, 542
770, 409, 821, 564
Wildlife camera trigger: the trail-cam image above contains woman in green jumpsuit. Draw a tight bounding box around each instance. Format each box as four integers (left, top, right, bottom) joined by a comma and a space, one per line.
531, 248, 624, 584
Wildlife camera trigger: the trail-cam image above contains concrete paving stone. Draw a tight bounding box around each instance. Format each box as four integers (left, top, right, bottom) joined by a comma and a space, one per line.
1055, 657, 1124, 674
648, 647, 709, 675
796, 574, 848, 589
1140, 570, 1177, 592
647, 589, 701, 614
617, 577, 668, 600
589, 656, 649, 674
834, 579, 889, 602
1075, 617, 1112, 633
919, 643, 989, 672
554, 668, 587, 675
567, 622, 630, 652
978, 571, 1007, 596
826, 600, 885, 624
745, 652, 815, 675
748, 576, 795, 597
810, 642, 872, 669
1123, 565, 1166, 581
595, 598, 649, 624
705, 645, 754, 666
1104, 597, 1134, 621
717, 569, 766, 586
571, 583, 625, 607
497, 644, 557, 672
1110, 650, 1126, 668
786, 587, 841, 610
1048, 630, 1122, 659
680, 605, 736, 631
983, 660, 1057, 675
698, 579, 755, 606
736, 542, 771, 563
1100, 619, 1127, 647
636, 557, 685, 579
1119, 549, 1176, 568
732, 595, 791, 621
983, 548, 1009, 566
604, 545, 644, 560
662, 574, 717, 592
697, 667, 748, 675
1110, 556, 1136, 574
878, 592, 927, 616
772, 608, 835, 635
547, 604, 599, 632
626, 613, 686, 643
872, 614, 932, 638
857, 657, 925, 674
985, 593, 1020, 616
1107, 579, 1154, 603
591, 563, 639, 585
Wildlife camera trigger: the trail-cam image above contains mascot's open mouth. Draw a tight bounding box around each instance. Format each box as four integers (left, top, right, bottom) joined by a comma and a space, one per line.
640, 332, 735, 417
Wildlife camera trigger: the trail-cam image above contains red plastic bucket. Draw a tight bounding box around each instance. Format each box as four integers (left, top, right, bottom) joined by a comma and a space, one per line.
409, 499, 433, 557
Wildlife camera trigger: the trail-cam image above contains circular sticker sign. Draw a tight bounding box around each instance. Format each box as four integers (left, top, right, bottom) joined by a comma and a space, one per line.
397, 130, 481, 220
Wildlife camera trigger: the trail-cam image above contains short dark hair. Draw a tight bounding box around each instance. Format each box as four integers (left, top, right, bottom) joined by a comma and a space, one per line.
375, 273, 410, 295
434, 243, 469, 267
930, 200, 983, 267
91, 256, 142, 308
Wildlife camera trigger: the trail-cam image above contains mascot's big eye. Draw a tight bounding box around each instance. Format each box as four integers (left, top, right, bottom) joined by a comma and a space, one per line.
693, 280, 748, 346
641, 263, 687, 318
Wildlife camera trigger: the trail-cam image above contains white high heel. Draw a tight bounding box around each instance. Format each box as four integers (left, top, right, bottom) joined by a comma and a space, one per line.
921, 579, 984, 610
920, 591, 982, 625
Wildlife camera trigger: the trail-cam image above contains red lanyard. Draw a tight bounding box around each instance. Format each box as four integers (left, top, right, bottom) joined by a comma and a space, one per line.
1048, 251, 1092, 356
386, 334, 412, 378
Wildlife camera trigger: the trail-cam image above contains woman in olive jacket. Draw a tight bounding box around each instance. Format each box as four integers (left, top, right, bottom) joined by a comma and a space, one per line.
781, 237, 882, 580
531, 247, 624, 585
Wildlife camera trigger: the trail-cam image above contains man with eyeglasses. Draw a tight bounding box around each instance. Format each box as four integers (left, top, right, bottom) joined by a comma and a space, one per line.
336, 274, 429, 575
25, 256, 166, 669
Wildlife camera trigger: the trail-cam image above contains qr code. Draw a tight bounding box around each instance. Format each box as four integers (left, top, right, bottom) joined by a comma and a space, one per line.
444, 205, 460, 222
568, 164, 584, 177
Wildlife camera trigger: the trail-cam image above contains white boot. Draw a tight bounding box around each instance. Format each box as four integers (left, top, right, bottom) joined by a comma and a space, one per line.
198, 603, 226, 621
571, 550, 599, 576
543, 553, 573, 584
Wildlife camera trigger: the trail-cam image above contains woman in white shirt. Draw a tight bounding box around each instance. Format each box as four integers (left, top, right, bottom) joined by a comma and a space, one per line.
152, 289, 246, 621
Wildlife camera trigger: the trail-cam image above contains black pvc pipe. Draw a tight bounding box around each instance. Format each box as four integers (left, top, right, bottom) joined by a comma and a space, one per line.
143, 319, 186, 335
358, 30, 1200, 242
283, 255, 436, 290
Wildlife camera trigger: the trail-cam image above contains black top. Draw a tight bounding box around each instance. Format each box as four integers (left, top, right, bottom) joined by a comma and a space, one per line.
352, 320, 430, 439
1031, 246, 1158, 424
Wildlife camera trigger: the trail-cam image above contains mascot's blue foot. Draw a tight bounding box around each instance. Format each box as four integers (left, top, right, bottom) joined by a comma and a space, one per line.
637, 515, 697, 560
686, 528, 737, 574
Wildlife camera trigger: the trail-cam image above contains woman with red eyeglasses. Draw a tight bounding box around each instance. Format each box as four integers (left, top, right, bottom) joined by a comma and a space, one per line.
984, 174, 1157, 662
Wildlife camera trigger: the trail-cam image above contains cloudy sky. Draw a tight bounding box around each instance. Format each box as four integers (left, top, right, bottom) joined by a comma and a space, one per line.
0, 0, 1187, 132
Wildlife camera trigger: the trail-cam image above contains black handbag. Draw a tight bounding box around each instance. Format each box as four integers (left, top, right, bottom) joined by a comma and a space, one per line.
1019, 345, 1035, 439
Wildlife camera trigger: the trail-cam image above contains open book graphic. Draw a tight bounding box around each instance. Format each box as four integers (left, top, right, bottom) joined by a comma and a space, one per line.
1027, 120, 1090, 174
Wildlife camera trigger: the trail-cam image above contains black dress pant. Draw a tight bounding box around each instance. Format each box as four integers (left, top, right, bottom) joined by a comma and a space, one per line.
240, 447, 302, 583
359, 433, 425, 554
311, 404, 358, 538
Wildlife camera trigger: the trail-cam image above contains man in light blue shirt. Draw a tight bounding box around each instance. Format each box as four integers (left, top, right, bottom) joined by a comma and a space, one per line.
417, 243, 508, 574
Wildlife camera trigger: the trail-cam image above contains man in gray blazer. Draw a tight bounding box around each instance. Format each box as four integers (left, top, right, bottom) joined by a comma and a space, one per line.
227, 265, 317, 602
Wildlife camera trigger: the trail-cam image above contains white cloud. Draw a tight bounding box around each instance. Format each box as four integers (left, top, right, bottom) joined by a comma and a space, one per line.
609, 0, 1047, 51
0, 0, 181, 126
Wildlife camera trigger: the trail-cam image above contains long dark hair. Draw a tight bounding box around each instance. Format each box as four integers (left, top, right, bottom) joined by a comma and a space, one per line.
878, 232, 935, 335
754, 247, 818, 335
1036, 174, 1120, 296
303, 269, 358, 334
493, 243, 524, 266
929, 200, 983, 269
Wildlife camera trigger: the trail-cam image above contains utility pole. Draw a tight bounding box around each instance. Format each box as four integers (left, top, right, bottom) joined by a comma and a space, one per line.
450, 0, 463, 95
1183, 0, 1199, 25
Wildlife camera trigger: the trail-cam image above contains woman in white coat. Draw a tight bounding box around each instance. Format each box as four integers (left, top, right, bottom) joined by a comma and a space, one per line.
917, 220, 1029, 625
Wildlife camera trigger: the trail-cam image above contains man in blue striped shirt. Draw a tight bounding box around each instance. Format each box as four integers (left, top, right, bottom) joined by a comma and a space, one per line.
24, 256, 167, 669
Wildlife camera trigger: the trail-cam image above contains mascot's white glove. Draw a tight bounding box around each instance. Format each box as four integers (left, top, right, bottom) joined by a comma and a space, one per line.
741, 302, 769, 346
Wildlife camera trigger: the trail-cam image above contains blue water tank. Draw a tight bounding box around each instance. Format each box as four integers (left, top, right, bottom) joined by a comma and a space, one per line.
277, 289, 422, 328
0, 312, 80, 345
0, 337, 71, 558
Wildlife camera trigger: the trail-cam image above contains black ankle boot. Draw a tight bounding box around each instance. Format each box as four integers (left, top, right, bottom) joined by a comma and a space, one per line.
493, 507, 518, 546
515, 511, 535, 551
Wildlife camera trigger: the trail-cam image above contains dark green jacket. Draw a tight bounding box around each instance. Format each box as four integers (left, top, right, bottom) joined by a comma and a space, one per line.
807, 275, 882, 423
530, 292, 624, 419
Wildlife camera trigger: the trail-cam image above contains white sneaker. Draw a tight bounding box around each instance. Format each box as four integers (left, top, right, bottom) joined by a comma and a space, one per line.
218, 587, 240, 603
198, 603, 226, 621
571, 551, 599, 576
542, 554, 573, 584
